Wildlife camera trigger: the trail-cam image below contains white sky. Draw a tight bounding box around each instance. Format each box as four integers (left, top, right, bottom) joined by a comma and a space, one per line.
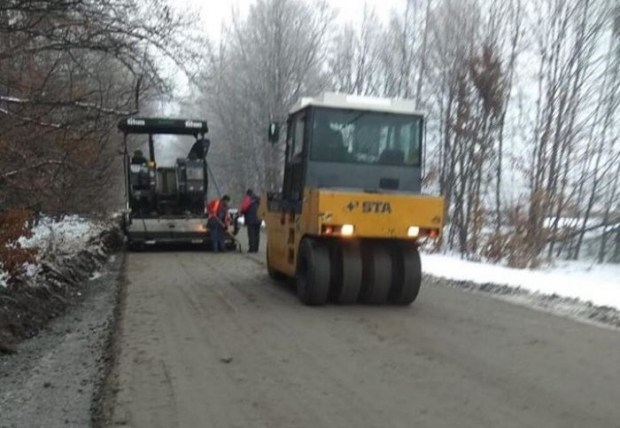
159, 0, 408, 106
171, 0, 407, 40
154, 0, 407, 162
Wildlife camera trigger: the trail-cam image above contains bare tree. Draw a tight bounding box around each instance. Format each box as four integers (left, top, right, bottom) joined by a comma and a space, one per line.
195, 0, 618, 267
520, 0, 609, 264
201, 0, 334, 195
327, 3, 382, 96
0, 0, 197, 215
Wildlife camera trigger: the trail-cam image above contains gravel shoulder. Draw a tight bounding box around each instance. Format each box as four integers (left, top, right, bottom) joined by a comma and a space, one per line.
0, 255, 123, 428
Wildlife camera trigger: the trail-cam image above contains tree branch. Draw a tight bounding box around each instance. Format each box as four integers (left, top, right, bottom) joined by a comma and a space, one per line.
0, 160, 64, 181
0, 107, 64, 129
0, 95, 137, 116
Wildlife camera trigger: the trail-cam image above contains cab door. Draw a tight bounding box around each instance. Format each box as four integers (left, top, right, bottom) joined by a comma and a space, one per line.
269, 110, 308, 274
282, 110, 307, 208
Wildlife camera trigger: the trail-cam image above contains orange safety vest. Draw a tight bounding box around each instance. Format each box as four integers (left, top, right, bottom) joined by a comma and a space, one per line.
206, 199, 221, 218
206, 198, 231, 226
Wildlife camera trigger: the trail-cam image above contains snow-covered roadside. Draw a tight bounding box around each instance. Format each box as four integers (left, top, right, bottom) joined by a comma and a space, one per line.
19, 215, 106, 252
0, 255, 123, 427
0, 264, 8, 288
422, 253, 620, 311
20, 215, 107, 265
0, 215, 108, 286
1, 214, 122, 352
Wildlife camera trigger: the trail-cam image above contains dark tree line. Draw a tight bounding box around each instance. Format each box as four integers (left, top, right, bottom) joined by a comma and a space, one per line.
0, 0, 195, 215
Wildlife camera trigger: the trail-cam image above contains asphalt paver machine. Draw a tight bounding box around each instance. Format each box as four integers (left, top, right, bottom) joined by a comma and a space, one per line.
118, 117, 238, 250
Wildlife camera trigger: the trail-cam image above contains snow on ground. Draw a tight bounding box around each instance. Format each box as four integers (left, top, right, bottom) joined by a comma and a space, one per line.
0, 264, 8, 288
18, 215, 105, 258
89, 271, 103, 281
422, 253, 620, 310
2, 215, 108, 282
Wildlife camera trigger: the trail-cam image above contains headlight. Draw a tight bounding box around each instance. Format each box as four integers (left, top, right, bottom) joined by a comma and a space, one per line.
407, 226, 420, 237
341, 224, 355, 236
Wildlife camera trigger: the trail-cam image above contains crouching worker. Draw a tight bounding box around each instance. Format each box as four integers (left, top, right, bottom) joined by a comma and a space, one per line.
207, 195, 231, 252
240, 189, 261, 253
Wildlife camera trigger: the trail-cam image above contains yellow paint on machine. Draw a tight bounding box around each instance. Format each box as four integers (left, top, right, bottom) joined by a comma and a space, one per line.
261, 189, 445, 278
306, 189, 444, 238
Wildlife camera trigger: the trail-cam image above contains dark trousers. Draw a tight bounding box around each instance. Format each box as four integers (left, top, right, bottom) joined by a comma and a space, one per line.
208, 218, 225, 252
247, 224, 261, 252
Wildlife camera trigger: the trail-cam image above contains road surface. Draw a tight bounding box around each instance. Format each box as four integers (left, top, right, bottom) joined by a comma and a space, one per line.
107, 236, 620, 428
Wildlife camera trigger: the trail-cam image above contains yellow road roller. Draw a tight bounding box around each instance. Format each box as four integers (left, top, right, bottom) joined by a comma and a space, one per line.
261, 93, 444, 305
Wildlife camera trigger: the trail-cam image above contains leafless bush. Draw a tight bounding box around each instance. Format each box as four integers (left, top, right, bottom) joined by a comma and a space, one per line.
0, 209, 37, 283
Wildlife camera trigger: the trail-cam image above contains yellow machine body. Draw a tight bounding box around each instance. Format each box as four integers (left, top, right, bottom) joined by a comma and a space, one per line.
262, 188, 444, 277
260, 92, 445, 305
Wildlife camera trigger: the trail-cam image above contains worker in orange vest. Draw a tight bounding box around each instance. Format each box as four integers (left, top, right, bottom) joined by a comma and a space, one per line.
206, 195, 230, 252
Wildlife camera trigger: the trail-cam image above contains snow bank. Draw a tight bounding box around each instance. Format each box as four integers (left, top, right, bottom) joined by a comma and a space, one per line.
422, 253, 620, 310
1, 216, 120, 348
1, 215, 109, 284
18, 215, 106, 258
0, 263, 8, 288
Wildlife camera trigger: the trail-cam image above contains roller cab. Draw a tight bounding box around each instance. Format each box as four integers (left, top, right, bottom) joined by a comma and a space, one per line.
261, 93, 445, 305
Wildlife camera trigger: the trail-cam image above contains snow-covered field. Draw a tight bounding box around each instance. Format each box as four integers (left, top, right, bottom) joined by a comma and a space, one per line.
423, 253, 620, 311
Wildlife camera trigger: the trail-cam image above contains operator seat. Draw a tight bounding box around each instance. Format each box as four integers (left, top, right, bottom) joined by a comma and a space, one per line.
313, 127, 348, 162
129, 150, 150, 193
131, 150, 147, 165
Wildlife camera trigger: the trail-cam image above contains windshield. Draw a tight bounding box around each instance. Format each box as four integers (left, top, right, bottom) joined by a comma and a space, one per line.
310, 109, 422, 166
